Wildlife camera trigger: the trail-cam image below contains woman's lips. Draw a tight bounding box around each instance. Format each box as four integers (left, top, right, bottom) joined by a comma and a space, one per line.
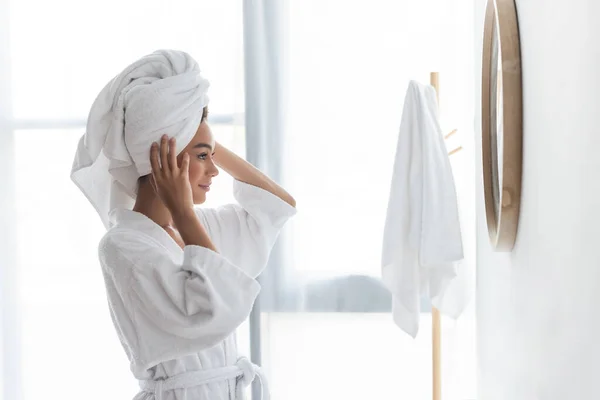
199, 184, 211, 191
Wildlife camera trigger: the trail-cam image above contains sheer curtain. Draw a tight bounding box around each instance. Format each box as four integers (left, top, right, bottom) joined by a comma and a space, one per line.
1, 1, 248, 399
244, 0, 476, 399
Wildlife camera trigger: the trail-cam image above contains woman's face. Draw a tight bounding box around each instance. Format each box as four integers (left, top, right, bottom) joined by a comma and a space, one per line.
178, 119, 219, 205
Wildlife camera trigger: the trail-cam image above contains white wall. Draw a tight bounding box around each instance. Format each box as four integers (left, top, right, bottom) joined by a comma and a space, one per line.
475, 0, 600, 399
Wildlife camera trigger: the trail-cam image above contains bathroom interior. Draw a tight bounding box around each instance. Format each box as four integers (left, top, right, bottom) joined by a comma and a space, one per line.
1, 0, 599, 399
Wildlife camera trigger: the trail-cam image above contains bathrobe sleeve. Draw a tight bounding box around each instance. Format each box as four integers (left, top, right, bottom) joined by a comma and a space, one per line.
195, 180, 297, 278
99, 231, 260, 342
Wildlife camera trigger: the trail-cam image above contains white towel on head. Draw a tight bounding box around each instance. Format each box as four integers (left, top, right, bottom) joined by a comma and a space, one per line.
71, 49, 210, 229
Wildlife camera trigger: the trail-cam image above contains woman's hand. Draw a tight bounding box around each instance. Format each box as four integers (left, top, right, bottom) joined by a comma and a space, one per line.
149, 135, 194, 217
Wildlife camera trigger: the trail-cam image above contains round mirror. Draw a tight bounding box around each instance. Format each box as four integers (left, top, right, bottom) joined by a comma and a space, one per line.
482, 0, 522, 251
490, 17, 505, 224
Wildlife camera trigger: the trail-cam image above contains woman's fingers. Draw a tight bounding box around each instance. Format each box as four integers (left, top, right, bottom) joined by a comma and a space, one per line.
150, 142, 161, 177
181, 152, 190, 178
160, 135, 170, 176
150, 135, 183, 185
168, 137, 178, 173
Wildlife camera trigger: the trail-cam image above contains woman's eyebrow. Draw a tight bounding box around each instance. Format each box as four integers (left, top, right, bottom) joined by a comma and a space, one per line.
193, 143, 213, 150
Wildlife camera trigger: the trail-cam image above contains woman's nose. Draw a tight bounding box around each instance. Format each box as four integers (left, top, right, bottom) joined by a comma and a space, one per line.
208, 161, 219, 177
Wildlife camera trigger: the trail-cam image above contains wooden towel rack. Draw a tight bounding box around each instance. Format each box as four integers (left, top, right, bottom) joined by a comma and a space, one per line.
430, 71, 461, 400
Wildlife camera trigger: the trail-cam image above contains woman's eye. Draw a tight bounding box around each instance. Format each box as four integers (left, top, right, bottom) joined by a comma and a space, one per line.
197, 153, 208, 160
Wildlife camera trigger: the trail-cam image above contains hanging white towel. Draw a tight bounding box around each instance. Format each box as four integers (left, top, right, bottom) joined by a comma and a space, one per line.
381, 80, 464, 338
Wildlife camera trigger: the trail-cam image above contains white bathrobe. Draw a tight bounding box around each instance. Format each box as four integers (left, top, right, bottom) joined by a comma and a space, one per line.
98, 180, 296, 400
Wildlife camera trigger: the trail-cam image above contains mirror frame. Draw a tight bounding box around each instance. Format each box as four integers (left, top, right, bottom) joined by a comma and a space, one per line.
482, 0, 523, 251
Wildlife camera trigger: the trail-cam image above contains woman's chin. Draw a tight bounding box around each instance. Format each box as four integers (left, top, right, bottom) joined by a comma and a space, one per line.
193, 192, 207, 205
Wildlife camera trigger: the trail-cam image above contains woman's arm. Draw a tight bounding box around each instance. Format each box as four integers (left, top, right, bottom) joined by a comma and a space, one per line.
100, 231, 259, 341
213, 142, 296, 208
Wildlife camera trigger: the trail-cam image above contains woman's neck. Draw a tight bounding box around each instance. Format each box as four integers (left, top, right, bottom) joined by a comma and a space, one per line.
133, 180, 174, 228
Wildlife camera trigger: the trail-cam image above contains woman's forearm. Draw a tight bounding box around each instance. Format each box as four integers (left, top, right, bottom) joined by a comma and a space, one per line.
213, 142, 296, 208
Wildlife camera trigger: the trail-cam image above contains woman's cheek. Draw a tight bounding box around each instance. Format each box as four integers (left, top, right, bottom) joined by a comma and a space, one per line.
187, 160, 202, 178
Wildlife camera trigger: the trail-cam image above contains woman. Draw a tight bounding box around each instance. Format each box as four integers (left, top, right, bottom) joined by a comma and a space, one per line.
71, 50, 296, 400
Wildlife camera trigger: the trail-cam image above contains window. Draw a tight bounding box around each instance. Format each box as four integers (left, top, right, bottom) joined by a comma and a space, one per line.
254, 1, 477, 399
